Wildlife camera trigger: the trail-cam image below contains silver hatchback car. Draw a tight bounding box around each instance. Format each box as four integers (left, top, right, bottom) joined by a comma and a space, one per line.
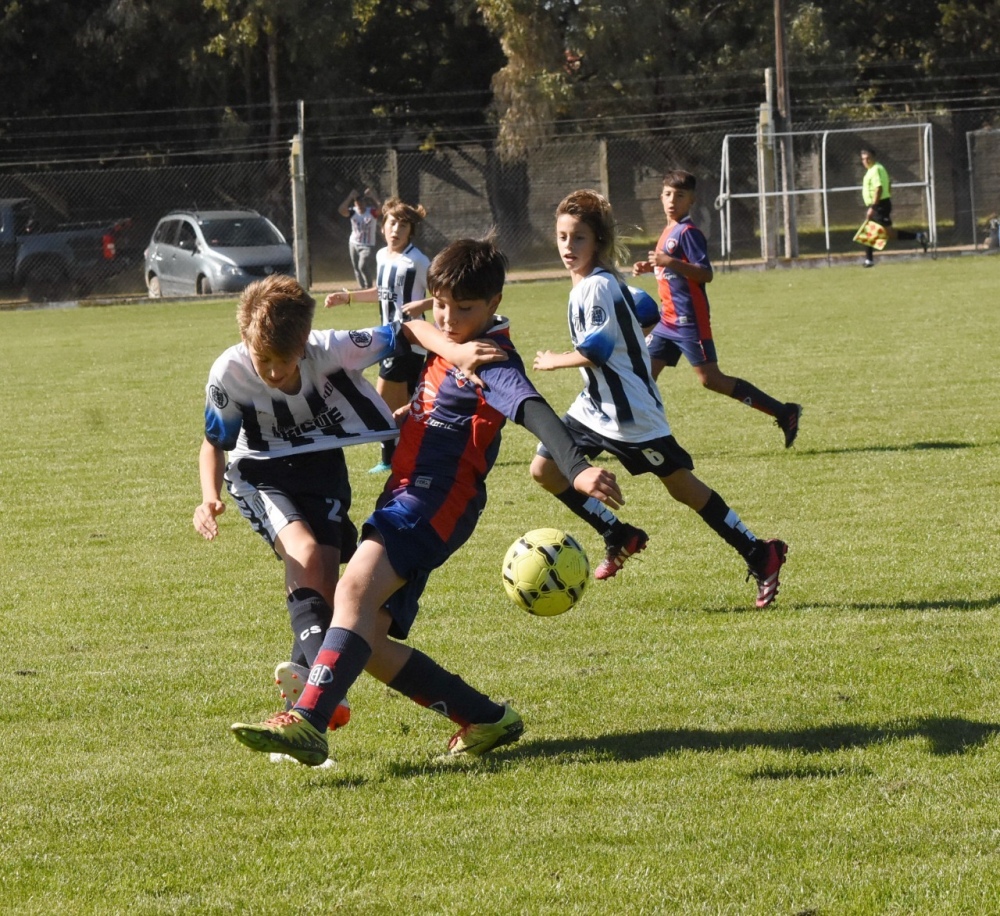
144, 209, 295, 297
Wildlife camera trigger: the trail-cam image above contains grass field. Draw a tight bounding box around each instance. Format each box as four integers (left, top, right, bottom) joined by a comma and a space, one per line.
1, 255, 998, 914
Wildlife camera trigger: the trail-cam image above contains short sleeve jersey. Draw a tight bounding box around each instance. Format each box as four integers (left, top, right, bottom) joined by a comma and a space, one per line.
204, 325, 403, 461
566, 268, 671, 442
349, 206, 379, 247
387, 317, 541, 543
650, 216, 713, 343
863, 162, 891, 206
376, 243, 431, 355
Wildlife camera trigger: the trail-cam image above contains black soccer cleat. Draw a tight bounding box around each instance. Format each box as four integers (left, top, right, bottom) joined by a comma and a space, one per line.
777, 403, 802, 449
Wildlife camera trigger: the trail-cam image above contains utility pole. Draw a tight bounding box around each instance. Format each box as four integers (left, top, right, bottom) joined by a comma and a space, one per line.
774, 0, 798, 257
290, 100, 310, 289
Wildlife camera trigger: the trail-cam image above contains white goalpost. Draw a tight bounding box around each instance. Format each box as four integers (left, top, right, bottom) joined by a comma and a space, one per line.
717, 122, 937, 263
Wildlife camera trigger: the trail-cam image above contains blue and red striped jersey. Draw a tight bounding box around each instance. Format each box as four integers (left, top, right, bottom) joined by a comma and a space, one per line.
385, 317, 540, 543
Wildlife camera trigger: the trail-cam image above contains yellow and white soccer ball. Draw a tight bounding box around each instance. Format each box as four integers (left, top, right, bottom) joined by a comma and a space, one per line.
502, 528, 590, 617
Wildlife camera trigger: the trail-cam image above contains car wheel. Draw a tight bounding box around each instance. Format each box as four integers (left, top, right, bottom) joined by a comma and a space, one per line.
147, 274, 162, 299
23, 262, 73, 302
198, 275, 213, 296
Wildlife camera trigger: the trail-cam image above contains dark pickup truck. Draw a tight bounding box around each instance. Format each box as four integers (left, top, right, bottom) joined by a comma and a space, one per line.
0, 198, 137, 301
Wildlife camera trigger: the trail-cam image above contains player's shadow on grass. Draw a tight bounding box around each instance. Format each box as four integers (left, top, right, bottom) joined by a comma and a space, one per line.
703, 595, 1000, 616
500, 715, 998, 766
817, 595, 1000, 614
801, 440, 979, 457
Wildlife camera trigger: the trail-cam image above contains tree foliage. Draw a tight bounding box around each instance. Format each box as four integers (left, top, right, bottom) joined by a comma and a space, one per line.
0, 0, 996, 156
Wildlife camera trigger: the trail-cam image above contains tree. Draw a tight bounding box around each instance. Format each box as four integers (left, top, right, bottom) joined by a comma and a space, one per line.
476, 0, 783, 161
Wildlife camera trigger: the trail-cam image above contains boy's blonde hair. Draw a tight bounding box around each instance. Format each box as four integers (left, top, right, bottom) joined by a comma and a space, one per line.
381, 197, 427, 238
555, 189, 628, 272
237, 274, 314, 357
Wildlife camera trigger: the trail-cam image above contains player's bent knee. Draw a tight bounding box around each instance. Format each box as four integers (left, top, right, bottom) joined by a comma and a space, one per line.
529, 455, 551, 485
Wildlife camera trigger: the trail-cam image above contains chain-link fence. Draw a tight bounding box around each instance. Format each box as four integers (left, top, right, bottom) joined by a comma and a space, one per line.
967, 127, 1000, 250
0, 107, 991, 302
305, 131, 719, 283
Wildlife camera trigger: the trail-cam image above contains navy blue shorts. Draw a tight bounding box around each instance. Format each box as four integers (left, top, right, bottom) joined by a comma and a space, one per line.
363, 495, 462, 639
537, 414, 695, 479
647, 333, 718, 368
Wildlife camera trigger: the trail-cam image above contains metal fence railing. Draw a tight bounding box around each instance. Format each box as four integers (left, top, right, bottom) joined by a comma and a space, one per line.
718, 121, 936, 264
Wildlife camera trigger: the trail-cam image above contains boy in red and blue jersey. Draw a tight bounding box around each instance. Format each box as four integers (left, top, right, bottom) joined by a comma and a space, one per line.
230, 236, 624, 767
634, 170, 802, 448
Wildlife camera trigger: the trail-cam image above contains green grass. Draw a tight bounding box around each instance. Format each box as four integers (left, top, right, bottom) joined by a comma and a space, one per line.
1, 255, 998, 914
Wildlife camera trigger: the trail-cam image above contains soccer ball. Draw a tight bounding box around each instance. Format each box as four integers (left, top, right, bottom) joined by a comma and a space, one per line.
502, 528, 590, 617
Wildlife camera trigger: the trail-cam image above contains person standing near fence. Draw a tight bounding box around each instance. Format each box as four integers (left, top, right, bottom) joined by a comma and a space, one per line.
338, 187, 382, 288
633, 170, 802, 448
859, 147, 928, 268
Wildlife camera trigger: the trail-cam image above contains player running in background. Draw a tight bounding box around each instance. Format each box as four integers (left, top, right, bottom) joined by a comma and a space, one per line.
230, 236, 624, 767
633, 170, 802, 448
326, 197, 431, 474
195, 273, 503, 761
531, 188, 788, 605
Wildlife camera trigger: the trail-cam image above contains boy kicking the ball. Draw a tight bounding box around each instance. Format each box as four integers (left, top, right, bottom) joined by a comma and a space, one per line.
230, 236, 624, 767
194, 273, 504, 757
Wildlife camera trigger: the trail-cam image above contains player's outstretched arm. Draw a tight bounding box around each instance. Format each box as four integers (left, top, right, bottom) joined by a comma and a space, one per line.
533, 349, 592, 372
518, 398, 624, 509
325, 287, 377, 308
401, 320, 507, 388
647, 249, 713, 284
194, 438, 226, 541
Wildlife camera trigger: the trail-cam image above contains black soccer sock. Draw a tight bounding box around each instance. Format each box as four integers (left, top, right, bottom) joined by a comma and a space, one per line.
380, 438, 397, 466
287, 588, 333, 668
697, 490, 757, 561
388, 649, 504, 726
730, 379, 785, 418
555, 487, 620, 541
295, 627, 371, 732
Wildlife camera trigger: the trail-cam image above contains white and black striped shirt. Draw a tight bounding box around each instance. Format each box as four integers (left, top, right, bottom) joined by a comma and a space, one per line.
204, 325, 402, 461
565, 269, 672, 442
376, 243, 430, 353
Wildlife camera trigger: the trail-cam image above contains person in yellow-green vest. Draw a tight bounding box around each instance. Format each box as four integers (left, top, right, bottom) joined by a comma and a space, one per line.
860, 146, 929, 267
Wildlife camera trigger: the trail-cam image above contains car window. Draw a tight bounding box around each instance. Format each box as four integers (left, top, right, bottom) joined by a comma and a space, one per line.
199, 217, 283, 247
176, 221, 198, 251
154, 219, 178, 244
